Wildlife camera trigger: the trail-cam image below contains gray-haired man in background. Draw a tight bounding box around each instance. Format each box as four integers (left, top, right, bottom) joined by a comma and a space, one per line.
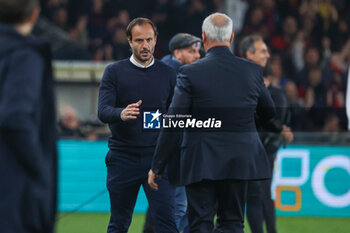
239, 35, 294, 233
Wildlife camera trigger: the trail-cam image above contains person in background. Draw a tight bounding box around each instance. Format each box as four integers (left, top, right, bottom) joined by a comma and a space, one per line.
0, 0, 57, 232
239, 35, 294, 233
143, 33, 201, 233
98, 17, 178, 233
58, 106, 97, 140
284, 81, 307, 131
162, 33, 201, 72
58, 106, 83, 137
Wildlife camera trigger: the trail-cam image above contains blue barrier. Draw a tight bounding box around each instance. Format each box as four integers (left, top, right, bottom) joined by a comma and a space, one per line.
58, 140, 350, 216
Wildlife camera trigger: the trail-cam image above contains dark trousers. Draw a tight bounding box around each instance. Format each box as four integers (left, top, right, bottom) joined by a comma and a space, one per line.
143, 208, 154, 233
143, 186, 189, 233
246, 152, 277, 233
185, 179, 248, 233
106, 149, 178, 233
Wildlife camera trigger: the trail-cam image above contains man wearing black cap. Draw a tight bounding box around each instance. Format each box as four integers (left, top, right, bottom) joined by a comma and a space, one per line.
161, 33, 201, 72
143, 32, 201, 233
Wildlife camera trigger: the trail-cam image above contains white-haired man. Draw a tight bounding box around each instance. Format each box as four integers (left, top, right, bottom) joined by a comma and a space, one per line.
148, 13, 275, 232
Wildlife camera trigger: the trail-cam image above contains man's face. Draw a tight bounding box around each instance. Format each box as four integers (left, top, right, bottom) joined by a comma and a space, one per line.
176, 44, 201, 65
128, 24, 156, 64
305, 48, 319, 66
247, 40, 270, 67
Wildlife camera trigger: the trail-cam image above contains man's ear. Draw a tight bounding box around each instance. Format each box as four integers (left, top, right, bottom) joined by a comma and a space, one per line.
202, 31, 207, 44
229, 32, 234, 44
27, 7, 40, 25
246, 50, 254, 60
173, 49, 181, 60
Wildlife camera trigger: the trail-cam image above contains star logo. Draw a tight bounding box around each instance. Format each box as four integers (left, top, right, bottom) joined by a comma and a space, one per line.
143, 109, 162, 129
150, 109, 162, 122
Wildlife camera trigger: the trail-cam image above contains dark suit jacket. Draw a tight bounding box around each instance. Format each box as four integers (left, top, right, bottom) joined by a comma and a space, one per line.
259, 85, 291, 155
152, 46, 275, 186
0, 24, 57, 233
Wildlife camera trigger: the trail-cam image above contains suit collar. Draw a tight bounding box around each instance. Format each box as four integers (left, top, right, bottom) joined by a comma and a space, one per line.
206, 46, 232, 56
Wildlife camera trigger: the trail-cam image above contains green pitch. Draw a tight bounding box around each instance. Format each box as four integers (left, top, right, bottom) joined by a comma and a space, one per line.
55, 213, 350, 233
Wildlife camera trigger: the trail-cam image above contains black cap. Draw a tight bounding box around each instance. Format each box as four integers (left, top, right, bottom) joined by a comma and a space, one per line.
168, 33, 201, 52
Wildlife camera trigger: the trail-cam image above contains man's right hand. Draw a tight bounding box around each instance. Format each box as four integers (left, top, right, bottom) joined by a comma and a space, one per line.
121, 100, 142, 121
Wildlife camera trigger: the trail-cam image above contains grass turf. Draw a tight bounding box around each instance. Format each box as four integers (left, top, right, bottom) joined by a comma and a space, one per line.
55, 213, 350, 233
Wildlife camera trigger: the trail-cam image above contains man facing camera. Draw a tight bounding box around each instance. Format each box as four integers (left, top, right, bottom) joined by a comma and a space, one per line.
149, 13, 276, 233
0, 0, 57, 233
98, 17, 178, 233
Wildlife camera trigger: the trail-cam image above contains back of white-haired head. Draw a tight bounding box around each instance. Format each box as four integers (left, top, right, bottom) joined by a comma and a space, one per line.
202, 13, 233, 42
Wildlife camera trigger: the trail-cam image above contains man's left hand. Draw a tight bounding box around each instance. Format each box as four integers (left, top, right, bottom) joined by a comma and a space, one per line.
281, 125, 294, 143
148, 169, 162, 191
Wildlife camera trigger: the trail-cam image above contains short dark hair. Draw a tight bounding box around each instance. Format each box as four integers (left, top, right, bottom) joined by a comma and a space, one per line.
238, 35, 263, 58
126, 17, 158, 41
0, 0, 39, 24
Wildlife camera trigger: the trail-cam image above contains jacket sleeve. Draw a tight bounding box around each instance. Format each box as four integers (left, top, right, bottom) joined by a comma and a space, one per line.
273, 88, 290, 125
166, 68, 177, 110
152, 69, 192, 175
97, 65, 124, 123
0, 48, 45, 177
255, 70, 276, 128
258, 87, 291, 132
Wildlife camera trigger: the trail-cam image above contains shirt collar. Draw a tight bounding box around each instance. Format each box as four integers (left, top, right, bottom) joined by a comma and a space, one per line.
130, 55, 154, 68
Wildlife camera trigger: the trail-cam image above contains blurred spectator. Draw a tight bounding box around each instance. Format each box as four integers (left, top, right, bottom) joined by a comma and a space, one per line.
284, 81, 307, 130
58, 106, 97, 140
271, 16, 298, 52
224, 0, 249, 34
269, 54, 290, 87
68, 16, 89, 48
42, 0, 68, 20
106, 9, 130, 34
295, 46, 321, 87
52, 7, 69, 30
82, 0, 108, 52
318, 0, 338, 33
260, 0, 280, 39
59, 106, 81, 137
242, 6, 267, 38
270, 15, 299, 78
37, 0, 350, 131
111, 27, 130, 60
33, 17, 92, 60
326, 56, 346, 109
329, 19, 349, 52
323, 113, 341, 132
304, 66, 327, 130
305, 67, 327, 109
183, 0, 208, 37
299, 0, 319, 17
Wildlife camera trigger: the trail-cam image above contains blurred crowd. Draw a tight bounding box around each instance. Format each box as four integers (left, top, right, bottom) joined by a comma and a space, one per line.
41, 0, 350, 137
234, 0, 349, 132
38, 0, 224, 60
